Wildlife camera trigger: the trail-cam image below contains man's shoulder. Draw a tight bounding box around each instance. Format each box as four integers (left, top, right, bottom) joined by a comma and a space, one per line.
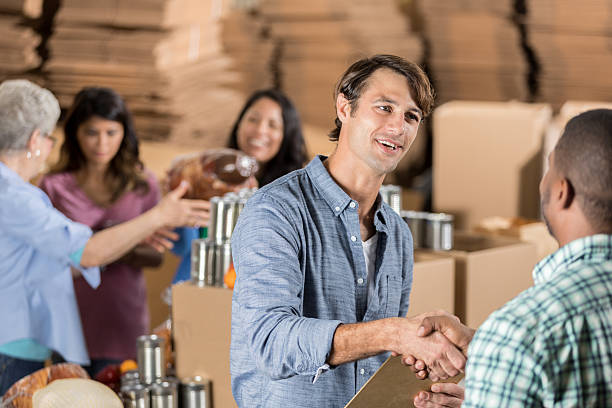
250, 168, 313, 208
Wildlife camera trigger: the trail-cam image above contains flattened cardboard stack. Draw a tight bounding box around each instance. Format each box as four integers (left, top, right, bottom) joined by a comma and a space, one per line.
418, 0, 528, 104
527, 0, 612, 109
220, 8, 275, 95
46, 0, 244, 145
0, 1, 41, 82
258, 0, 423, 128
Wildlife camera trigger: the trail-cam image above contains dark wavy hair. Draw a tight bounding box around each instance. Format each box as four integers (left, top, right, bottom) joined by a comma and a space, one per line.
227, 89, 307, 186
329, 54, 435, 141
52, 87, 149, 202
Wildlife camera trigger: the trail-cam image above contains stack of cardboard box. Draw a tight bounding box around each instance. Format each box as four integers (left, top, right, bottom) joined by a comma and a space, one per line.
220, 8, 275, 95
432, 101, 552, 230
0, 2, 41, 81
45, 0, 244, 146
527, 0, 612, 109
418, 0, 527, 104
256, 0, 422, 128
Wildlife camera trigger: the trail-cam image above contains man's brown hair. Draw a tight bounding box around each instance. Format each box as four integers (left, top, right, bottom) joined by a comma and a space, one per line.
328, 54, 434, 142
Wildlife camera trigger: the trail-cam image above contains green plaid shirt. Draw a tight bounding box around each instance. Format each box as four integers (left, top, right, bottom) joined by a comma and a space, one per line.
463, 234, 612, 407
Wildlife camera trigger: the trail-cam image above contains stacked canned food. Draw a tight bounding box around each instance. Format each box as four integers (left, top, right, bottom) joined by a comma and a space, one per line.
401, 211, 454, 250
120, 335, 212, 408
191, 188, 256, 287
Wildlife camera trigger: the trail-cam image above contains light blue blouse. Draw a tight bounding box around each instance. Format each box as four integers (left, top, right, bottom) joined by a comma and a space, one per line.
0, 162, 100, 365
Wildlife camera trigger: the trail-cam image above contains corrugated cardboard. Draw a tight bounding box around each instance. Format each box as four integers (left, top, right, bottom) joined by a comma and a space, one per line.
433, 101, 552, 229
475, 216, 558, 262
431, 231, 538, 328
172, 283, 236, 408
409, 251, 455, 316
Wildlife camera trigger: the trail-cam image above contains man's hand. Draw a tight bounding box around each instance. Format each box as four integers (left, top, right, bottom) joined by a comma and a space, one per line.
392, 317, 466, 380
413, 383, 464, 408
418, 315, 475, 357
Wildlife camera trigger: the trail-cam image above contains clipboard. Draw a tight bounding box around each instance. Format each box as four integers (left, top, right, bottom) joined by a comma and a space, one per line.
344, 355, 464, 408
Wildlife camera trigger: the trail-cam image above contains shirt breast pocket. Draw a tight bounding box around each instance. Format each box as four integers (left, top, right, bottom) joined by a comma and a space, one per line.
383, 274, 403, 318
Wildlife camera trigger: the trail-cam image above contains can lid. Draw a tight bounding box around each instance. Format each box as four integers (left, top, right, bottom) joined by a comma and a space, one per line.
136, 334, 165, 347
149, 381, 177, 396
181, 376, 209, 390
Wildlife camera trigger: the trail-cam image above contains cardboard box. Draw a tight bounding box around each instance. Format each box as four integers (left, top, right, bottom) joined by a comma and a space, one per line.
475, 216, 558, 262
429, 231, 538, 328
172, 283, 236, 408
433, 101, 552, 229
409, 251, 455, 317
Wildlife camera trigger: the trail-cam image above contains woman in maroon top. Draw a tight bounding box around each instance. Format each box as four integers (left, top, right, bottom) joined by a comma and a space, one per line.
40, 87, 163, 377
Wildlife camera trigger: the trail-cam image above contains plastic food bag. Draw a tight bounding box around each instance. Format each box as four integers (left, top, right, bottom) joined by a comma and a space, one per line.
166, 148, 258, 200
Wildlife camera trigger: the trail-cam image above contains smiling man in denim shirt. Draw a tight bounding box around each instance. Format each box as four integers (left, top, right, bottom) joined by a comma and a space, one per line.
230, 55, 467, 408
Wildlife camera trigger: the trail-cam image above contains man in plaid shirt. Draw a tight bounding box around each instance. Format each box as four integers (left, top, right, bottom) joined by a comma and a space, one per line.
412, 109, 612, 407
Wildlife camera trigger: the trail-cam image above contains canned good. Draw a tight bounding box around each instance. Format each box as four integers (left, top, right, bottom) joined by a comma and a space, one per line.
121, 383, 150, 408
180, 377, 212, 408
208, 197, 226, 244
401, 211, 454, 250
221, 195, 240, 240
149, 380, 178, 408
380, 185, 402, 214
424, 213, 454, 251
121, 369, 140, 387
214, 242, 232, 288
137, 335, 166, 385
191, 239, 216, 286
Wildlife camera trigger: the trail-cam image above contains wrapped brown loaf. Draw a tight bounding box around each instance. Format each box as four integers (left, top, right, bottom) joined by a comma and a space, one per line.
167, 148, 258, 200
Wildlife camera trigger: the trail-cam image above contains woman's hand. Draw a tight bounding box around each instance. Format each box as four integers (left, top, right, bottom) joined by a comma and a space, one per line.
154, 181, 211, 228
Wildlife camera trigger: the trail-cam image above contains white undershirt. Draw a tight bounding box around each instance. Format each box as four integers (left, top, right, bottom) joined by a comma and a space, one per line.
362, 232, 378, 302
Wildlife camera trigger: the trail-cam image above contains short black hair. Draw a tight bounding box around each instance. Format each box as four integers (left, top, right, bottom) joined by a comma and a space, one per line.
555, 108, 612, 232
328, 54, 434, 142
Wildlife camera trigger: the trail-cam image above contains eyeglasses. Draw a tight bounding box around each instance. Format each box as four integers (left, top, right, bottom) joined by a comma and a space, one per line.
43, 133, 57, 148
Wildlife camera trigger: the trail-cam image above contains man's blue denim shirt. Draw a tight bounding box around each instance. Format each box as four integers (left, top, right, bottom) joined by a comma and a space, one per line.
230, 156, 414, 407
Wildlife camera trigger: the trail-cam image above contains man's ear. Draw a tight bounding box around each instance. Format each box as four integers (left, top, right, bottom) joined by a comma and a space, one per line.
336, 93, 351, 124
559, 177, 576, 210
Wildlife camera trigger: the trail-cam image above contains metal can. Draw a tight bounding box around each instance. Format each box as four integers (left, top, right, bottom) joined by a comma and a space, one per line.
137, 335, 166, 385
120, 369, 140, 387
380, 184, 402, 214
214, 242, 232, 288
221, 195, 240, 240
424, 213, 454, 251
121, 383, 150, 408
401, 210, 427, 248
180, 377, 212, 408
209, 197, 225, 244
191, 239, 216, 286
149, 380, 178, 408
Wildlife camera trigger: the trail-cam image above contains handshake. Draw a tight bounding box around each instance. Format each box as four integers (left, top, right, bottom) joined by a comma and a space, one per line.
391, 311, 475, 382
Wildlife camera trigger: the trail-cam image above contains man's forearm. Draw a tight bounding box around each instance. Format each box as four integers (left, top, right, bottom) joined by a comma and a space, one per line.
327, 318, 400, 366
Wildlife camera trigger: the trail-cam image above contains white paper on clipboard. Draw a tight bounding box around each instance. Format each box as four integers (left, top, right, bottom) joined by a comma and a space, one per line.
344, 355, 464, 408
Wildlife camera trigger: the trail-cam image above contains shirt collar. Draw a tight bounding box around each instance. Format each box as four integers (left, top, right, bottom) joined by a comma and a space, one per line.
533, 234, 612, 284
305, 155, 392, 230
0, 161, 24, 185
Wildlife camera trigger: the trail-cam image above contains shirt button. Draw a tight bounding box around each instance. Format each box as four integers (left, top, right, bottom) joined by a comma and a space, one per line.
335, 206, 340, 212
350, 235, 357, 242
357, 278, 364, 285
360, 368, 365, 375
349, 202, 356, 208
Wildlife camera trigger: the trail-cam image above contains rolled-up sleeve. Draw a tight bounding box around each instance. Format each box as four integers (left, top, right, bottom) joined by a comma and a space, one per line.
232, 194, 342, 380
